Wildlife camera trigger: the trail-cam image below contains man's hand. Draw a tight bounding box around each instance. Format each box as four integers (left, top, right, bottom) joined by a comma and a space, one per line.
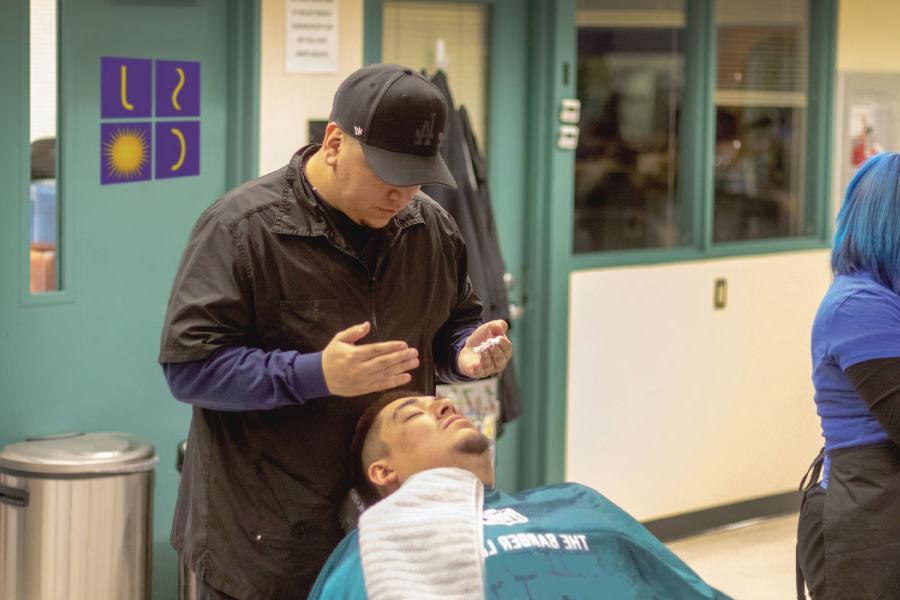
322, 322, 419, 396
457, 320, 513, 379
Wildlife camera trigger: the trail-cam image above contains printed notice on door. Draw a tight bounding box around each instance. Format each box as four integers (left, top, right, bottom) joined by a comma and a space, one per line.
286, 0, 338, 74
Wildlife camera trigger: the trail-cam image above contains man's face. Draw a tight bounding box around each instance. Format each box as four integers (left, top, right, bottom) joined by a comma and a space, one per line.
373, 395, 492, 487
331, 131, 421, 228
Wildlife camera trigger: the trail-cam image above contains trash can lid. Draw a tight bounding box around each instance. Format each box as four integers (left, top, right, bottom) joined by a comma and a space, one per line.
0, 432, 158, 476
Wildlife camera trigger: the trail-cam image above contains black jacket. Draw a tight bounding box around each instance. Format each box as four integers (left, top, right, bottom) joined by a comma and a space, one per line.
423, 71, 523, 423
159, 146, 483, 598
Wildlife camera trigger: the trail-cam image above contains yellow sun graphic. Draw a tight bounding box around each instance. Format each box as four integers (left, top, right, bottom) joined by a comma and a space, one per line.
103, 126, 149, 179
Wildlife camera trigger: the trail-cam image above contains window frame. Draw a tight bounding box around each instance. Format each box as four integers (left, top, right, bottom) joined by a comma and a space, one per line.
20, 0, 73, 306
569, 0, 837, 269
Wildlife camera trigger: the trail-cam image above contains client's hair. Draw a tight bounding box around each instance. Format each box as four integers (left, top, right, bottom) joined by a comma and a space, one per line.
349, 389, 421, 505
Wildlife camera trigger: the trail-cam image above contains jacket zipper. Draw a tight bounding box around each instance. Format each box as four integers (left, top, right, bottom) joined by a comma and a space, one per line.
324, 228, 407, 340
368, 273, 378, 335
367, 229, 407, 339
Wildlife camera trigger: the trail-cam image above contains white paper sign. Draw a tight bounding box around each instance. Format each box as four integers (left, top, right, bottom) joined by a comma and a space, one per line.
286, 0, 338, 74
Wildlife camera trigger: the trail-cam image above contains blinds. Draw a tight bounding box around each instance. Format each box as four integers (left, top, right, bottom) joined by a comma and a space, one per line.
576, 0, 684, 28
715, 0, 808, 104
382, 2, 490, 149
717, 26, 807, 94
577, 0, 682, 11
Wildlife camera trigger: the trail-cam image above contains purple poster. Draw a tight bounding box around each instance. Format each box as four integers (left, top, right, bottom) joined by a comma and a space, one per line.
156, 60, 200, 117
155, 121, 200, 179
101, 57, 152, 118
101, 122, 152, 185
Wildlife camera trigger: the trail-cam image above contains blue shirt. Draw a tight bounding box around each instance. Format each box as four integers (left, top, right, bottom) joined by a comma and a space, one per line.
162, 328, 476, 412
812, 271, 900, 486
309, 483, 729, 599
162, 346, 329, 411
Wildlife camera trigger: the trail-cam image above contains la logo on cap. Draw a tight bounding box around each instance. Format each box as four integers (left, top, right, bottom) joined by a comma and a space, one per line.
414, 113, 436, 146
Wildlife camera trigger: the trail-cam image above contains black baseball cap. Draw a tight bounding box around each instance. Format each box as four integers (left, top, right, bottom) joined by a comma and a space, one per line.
329, 64, 457, 189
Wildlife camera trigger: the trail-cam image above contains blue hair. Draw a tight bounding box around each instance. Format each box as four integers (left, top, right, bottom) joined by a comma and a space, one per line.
832, 152, 900, 294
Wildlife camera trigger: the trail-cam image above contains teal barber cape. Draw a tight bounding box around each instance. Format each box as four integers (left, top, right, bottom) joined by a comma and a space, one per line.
309, 482, 730, 599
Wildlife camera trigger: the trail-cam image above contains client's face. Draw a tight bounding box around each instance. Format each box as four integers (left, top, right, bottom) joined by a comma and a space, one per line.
375, 395, 492, 485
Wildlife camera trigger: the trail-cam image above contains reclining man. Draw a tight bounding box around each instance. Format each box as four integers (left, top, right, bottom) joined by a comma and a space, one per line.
310, 390, 730, 599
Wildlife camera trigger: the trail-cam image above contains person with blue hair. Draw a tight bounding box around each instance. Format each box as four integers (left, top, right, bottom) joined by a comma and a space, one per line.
796, 153, 900, 599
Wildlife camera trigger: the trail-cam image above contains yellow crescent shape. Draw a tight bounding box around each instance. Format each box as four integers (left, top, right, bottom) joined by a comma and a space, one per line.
170, 128, 186, 172
120, 65, 134, 111
171, 67, 185, 111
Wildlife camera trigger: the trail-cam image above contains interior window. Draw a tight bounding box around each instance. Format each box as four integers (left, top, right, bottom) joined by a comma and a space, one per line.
713, 0, 809, 242
574, 0, 685, 253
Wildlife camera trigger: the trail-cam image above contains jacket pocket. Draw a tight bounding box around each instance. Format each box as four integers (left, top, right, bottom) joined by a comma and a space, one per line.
278, 299, 339, 352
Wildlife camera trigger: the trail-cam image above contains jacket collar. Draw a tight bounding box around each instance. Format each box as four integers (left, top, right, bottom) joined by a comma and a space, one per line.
270, 145, 425, 239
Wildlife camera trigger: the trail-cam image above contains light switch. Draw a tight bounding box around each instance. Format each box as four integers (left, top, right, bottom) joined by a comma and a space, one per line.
560, 98, 581, 124
558, 124, 579, 150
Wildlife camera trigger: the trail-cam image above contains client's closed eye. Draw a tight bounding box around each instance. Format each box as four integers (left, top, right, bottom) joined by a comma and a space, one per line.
403, 411, 424, 422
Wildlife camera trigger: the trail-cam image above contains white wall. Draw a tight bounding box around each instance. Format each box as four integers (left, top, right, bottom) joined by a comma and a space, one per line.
259, 0, 363, 174
565, 252, 830, 520
837, 0, 900, 73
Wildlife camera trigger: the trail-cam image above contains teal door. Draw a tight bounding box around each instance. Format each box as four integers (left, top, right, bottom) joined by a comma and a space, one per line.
363, 0, 534, 490
0, 1, 258, 597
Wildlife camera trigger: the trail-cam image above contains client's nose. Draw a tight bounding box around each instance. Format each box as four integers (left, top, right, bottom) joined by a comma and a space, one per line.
432, 397, 457, 418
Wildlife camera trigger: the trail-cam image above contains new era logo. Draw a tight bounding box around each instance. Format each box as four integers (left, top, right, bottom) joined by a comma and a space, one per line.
414, 113, 436, 146
354, 126, 363, 136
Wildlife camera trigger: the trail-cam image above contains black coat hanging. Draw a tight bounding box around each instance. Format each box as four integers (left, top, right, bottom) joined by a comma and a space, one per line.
423, 70, 523, 425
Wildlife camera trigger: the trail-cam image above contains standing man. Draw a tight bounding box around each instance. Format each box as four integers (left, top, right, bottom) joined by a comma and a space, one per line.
159, 64, 513, 600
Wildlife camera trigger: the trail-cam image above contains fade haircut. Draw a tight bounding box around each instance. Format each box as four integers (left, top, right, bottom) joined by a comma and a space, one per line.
833, 152, 900, 293
349, 389, 421, 505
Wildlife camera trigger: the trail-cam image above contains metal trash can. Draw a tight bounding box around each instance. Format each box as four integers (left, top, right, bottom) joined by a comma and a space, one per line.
176, 440, 197, 600
0, 432, 158, 600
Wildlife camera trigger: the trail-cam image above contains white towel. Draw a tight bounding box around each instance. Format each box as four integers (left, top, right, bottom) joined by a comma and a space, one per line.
358, 467, 486, 600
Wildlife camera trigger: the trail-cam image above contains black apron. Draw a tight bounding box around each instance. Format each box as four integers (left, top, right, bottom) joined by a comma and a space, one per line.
796, 443, 900, 599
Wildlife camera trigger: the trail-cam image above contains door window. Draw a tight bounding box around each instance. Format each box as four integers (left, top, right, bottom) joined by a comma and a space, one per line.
29, 0, 60, 293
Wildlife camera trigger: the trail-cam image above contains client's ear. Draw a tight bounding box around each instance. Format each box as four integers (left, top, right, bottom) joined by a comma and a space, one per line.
368, 459, 398, 489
